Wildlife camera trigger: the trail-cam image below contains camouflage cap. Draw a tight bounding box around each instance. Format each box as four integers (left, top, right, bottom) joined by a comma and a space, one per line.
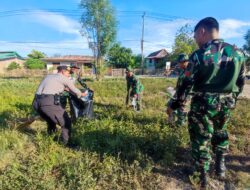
177, 54, 189, 63
70, 64, 80, 69
125, 66, 133, 72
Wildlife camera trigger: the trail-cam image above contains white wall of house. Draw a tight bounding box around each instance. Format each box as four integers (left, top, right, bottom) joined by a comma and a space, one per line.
46, 61, 72, 70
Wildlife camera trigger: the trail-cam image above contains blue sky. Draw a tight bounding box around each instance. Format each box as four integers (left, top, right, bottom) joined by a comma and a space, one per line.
1, 0, 250, 57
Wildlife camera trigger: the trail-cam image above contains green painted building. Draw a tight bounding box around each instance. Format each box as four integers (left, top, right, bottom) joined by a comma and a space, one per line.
0, 51, 25, 73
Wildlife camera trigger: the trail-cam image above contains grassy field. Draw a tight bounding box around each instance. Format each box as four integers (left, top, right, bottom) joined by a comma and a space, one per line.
0, 77, 249, 190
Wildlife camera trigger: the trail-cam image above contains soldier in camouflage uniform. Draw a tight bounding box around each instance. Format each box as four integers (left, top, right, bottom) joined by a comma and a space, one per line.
125, 66, 144, 111
168, 17, 246, 188
167, 54, 189, 126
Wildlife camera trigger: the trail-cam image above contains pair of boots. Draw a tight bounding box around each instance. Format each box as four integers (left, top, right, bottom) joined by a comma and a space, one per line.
199, 153, 226, 189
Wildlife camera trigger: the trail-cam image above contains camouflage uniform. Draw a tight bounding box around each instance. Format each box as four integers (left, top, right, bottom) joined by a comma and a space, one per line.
167, 54, 189, 126
167, 69, 187, 126
126, 74, 144, 110
170, 39, 246, 173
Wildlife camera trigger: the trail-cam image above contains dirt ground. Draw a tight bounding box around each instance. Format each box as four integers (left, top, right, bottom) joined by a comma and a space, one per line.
241, 84, 250, 99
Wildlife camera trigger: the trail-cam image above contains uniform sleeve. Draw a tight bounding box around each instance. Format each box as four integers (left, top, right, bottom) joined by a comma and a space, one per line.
170, 52, 199, 110
63, 77, 82, 98
235, 51, 246, 97
134, 78, 140, 94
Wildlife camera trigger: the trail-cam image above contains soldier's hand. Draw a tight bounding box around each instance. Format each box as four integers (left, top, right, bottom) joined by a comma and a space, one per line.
166, 107, 173, 116
81, 91, 88, 97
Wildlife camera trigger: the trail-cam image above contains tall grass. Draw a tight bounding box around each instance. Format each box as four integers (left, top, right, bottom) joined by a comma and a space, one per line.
0, 77, 249, 189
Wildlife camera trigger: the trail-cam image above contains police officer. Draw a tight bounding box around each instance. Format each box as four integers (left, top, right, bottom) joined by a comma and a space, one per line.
167, 54, 189, 126
167, 17, 246, 188
33, 66, 87, 145
125, 66, 144, 111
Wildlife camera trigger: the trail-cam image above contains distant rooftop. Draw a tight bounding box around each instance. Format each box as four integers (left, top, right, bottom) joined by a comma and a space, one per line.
42, 55, 94, 63
146, 49, 168, 59
0, 51, 25, 61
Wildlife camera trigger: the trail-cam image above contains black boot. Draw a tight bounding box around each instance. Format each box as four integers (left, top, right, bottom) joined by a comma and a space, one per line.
215, 153, 226, 179
200, 169, 208, 189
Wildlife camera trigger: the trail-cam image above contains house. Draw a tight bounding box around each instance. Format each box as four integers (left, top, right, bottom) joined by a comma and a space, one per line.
42, 55, 95, 74
145, 49, 169, 70
0, 51, 25, 73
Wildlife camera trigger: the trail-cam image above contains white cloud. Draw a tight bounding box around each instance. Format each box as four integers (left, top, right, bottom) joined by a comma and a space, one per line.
1, 10, 92, 56
30, 10, 81, 35
120, 18, 250, 55
220, 19, 250, 39
119, 18, 195, 55
4, 9, 250, 56
0, 38, 92, 57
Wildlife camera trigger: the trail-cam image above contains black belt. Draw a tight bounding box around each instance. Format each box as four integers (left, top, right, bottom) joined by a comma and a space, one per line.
35, 94, 55, 99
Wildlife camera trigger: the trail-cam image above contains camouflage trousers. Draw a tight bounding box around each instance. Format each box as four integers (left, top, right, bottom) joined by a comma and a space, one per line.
167, 98, 187, 127
188, 94, 233, 172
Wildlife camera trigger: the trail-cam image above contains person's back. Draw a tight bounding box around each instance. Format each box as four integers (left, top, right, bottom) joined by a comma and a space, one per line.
189, 39, 245, 94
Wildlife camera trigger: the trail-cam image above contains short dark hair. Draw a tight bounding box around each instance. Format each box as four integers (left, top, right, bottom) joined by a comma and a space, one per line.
194, 17, 219, 32
57, 65, 70, 72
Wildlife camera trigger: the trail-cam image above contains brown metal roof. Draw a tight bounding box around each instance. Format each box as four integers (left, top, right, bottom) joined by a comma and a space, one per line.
146, 49, 168, 59
42, 55, 94, 63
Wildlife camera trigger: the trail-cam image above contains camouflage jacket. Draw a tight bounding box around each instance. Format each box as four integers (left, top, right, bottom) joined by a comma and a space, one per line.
176, 69, 185, 91
167, 69, 186, 107
126, 75, 144, 94
170, 39, 246, 110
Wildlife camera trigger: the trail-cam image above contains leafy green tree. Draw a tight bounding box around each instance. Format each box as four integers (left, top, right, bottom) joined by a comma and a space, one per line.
107, 43, 135, 68
25, 59, 45, 69
28, 50, 46, 59
243, 30, 250, 67
80, 0, 117, 79
170, 24, 198, 62
25, 50, 46, 69
7, 61, 21, 70
243, 30, 250, 53
132, 54, 142, 68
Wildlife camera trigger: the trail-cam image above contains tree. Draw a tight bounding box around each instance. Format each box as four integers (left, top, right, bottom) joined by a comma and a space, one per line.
170, 24, 198, 62
243, 30, 250, 53
28, 50, 46, 59
132, 54, 142, 68
107, 43, 135, 68
243, 30, 250, 67
7, 61, 21, 70
80, 0, 117, 79
25, 59, 45, 69
25, 50, 46, 69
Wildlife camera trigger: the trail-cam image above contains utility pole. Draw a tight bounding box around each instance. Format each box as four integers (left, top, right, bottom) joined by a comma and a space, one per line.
141, 12, 146, 75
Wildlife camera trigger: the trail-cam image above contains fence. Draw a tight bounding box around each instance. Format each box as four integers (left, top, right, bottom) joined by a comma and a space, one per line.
105, 68, 166, 77
0, 68, 97, 78
0, 69, 48, 78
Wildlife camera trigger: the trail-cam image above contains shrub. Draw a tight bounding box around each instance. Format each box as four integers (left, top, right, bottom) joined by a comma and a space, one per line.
7, 61, 21, 70
25, 58, 45, 69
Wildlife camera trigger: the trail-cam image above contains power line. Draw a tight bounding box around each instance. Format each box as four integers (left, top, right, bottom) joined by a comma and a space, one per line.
0, 9, 186, 21
0, 43, 90, 50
